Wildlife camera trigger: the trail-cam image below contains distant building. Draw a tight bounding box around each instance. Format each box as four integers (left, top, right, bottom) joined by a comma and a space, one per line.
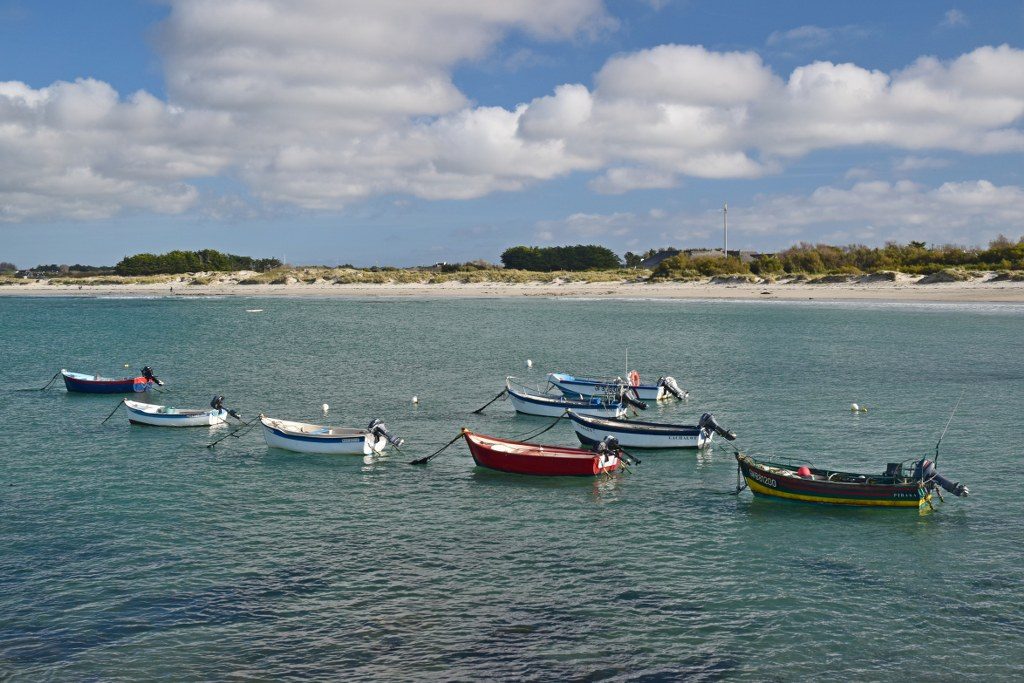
639, 249, 680, 269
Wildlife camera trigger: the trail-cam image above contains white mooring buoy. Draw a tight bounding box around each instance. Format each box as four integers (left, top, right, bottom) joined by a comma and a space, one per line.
322, 403, 329, 413
412, 396, 419, 404
851, 403, 859, 412
526, 359, 533, 368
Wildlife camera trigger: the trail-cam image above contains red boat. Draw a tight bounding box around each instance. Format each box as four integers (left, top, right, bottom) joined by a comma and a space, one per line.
461, 428, 621, 476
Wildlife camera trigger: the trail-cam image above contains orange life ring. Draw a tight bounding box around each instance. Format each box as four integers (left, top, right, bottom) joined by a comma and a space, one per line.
628, 370, 641, 386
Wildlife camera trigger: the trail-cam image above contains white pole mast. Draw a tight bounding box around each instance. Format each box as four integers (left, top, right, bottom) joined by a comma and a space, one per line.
723, 202, 728, 257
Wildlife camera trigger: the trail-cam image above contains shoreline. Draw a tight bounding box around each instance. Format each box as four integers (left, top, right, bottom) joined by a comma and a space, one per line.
3, 277, 1024, 303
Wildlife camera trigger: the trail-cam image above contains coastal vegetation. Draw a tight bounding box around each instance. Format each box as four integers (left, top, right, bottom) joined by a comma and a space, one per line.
7, 237, 1024, 289
500, 245, 622, 271
114, 249, 282, 276
651, 237, 1024, 280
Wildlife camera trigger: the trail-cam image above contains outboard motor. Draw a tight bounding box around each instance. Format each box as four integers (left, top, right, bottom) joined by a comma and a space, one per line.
210, 395, 242, 420
698, 413, 737, 441
914, 459, 970, 497
618, 386, 647, 411
367, 419, 404, 448
594, 435, 620, 455
140, 366, 164, 386
658, 376, 688, 399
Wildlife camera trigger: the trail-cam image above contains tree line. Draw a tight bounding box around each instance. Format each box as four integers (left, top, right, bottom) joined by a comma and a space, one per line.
114, 250, 282, 275
651, 237, 1024, 278
500, 245, 622, 271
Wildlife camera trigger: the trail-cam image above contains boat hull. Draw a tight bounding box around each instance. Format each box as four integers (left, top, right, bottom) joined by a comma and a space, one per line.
463, 430, 619, 476
548, 373, 666, 401
507, 389, 625, 418
569, 412, 711, 449
260, 417, 386, 455
124, 400, 228, 427
62, 370, 152, 394
737, 454, 930, 508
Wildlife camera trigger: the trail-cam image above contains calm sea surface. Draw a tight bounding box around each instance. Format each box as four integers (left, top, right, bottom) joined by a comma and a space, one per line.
1, 295, 1022, 680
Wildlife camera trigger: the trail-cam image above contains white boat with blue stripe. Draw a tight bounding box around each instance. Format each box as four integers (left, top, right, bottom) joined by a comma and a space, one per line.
567, 410, 737, 450
547, 372, 687, 401
505, 378, 628, 418
259, 415, 403, 455
124, 399, 231, 427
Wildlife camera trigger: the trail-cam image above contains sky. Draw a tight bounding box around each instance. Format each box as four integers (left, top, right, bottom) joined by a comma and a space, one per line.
1, 0, 1023, 267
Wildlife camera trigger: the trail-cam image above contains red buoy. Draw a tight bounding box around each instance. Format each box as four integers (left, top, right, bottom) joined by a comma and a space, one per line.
797, 466, 812, 478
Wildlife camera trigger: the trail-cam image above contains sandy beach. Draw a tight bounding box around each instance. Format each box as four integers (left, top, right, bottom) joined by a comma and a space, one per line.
2, 273, 1024, 303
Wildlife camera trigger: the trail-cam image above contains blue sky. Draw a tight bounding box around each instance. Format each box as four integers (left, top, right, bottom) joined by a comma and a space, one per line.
1, 0, 1022, 267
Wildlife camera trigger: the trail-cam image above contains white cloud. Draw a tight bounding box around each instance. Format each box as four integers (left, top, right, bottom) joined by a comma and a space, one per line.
766, 24, 871, 54
941, 9, 968, 28
893, 155, 952, 172
589, 167, 677, 194
1, 1, 1023, 223
536, 179, 1024, 249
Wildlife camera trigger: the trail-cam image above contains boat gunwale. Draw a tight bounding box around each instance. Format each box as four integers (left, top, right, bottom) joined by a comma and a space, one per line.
463, 430, 605, 460
548, 372, 661, 392
505, 378, 623, 409
567, 410, 702, 435
259, 416, 369, 441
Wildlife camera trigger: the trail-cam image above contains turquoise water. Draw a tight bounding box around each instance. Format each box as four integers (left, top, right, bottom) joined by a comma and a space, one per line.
1, 295, 1022, 680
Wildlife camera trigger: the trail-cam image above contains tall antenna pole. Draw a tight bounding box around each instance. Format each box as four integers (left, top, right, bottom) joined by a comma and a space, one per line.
723, 202, 728, 257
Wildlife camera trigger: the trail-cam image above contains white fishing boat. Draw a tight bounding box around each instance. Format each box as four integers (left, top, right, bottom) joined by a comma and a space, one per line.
505, 378, 628, 419
124, 399, 231, 427
547, 372, 687, 401
259, 415, 403, 455
568, 410, 736, 449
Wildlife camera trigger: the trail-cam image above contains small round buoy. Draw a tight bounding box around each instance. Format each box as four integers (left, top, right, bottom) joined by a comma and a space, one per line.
124, 363, 130, 368
412, 396, 419, 404
322, 403, 329, 413
851, 403, 860, 412
797, 466, 812, 478
526, 359, 533, 368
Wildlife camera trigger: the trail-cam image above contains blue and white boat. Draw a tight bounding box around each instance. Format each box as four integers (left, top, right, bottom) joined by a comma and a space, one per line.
505, 378, 627, 418
567, 410, 736, 449
124, 399, 231, 427
259, 415, 403, 455
547, 372, 687, 401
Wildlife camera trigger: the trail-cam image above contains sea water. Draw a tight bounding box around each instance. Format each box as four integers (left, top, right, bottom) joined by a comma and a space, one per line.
1, 295, 1022, 679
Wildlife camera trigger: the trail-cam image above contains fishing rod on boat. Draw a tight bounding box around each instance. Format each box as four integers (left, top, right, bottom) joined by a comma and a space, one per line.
472, 389, 507, 414
933, 388, 965, 468
100, 399, 126, 424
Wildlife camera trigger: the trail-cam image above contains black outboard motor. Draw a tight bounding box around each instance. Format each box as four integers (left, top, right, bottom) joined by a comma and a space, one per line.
210, 395, 242, 420
140, 366, 164, 386
698, 413, 737, 441
914, 459, 970, 497
594, 435, 620, 455
658, 376, 688, 399
367, 419, 404, 448
618, 386, 647, 411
